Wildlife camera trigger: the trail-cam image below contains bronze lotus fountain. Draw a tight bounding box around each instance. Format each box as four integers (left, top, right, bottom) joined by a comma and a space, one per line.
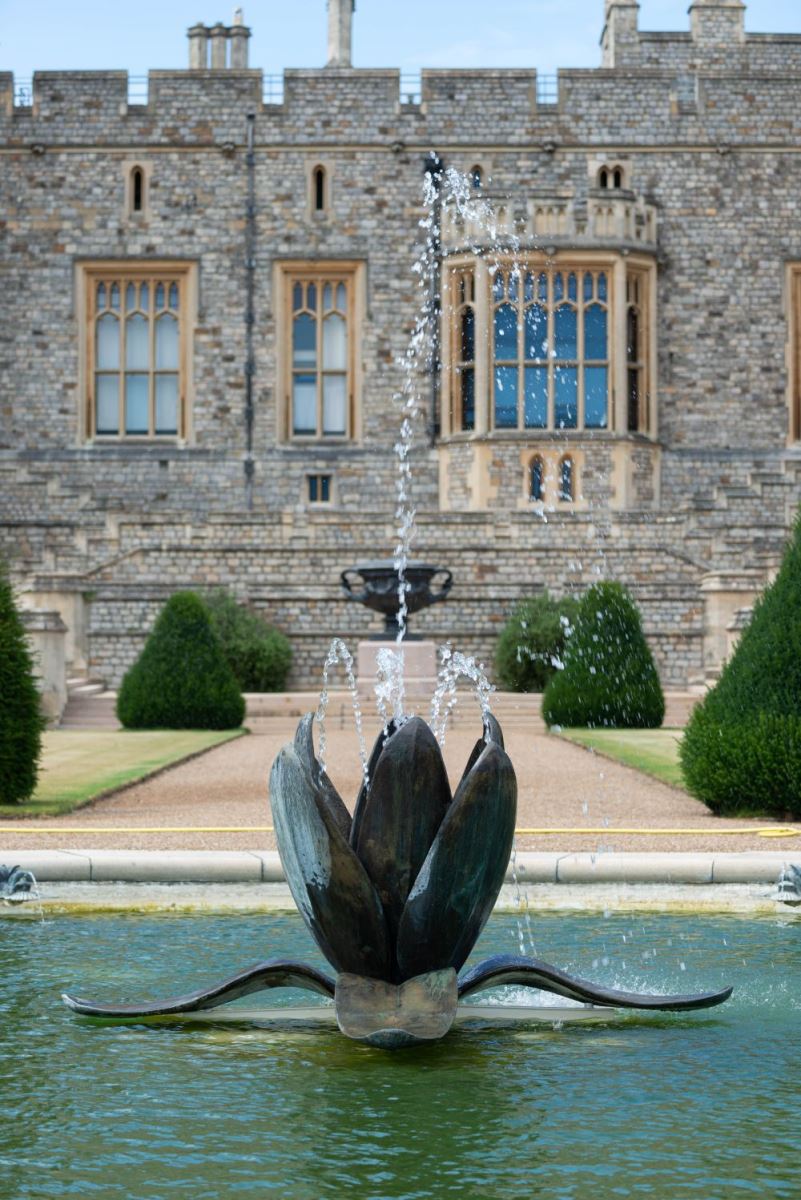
64, 712, 732, 1048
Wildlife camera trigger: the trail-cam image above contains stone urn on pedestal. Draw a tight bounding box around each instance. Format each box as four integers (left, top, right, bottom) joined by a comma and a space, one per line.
340, 560, 453, 698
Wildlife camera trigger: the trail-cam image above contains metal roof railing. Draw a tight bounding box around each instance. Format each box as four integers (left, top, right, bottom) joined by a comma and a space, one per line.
8, 69, 558, 112
536, 73, 559, 106
127, 75, 148, 104
262, 74, 284, 105
13, 79, 33, 107
400, 72, 422, 105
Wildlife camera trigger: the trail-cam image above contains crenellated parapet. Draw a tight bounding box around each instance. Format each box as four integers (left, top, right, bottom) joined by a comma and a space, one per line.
3, 55, 801, 150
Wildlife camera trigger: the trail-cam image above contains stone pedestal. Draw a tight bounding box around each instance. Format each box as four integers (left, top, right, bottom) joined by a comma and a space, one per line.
21, 608, 68, 723
357, 640, 438, 702
700, 569, 763, 675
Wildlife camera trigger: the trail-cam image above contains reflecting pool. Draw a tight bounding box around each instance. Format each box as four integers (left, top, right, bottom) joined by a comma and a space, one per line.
1, 910, 798, 1198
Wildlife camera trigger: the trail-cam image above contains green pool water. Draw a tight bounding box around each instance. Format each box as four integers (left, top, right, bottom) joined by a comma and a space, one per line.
0, 908, 798, 1199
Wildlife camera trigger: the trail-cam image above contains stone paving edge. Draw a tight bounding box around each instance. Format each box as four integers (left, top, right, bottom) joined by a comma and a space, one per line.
0, 850, 794, 885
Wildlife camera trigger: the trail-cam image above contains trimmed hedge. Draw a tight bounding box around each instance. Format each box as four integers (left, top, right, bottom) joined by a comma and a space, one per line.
680, 516, 801, 817
117, 592, 245, 730
202, 590, 292, 693
495, 592, 580, 692
542, 581, 665, 729
0, 569, 44, 804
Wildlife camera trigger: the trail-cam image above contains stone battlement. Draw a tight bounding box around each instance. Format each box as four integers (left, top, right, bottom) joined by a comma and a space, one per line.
4, 42, 801, 149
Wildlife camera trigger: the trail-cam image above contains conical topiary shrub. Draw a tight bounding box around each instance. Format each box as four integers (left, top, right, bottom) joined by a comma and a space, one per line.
542, 581, 665, 729
117, 592, 245, 730
680, 516, 801, 818
0, 568, 44, 804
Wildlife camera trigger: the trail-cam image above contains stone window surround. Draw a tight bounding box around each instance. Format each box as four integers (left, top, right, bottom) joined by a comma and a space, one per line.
75, 259, 198, 446
305, 472, 336, 505
590, 156, 630, 191
306, 157, 333, 217
122, 159, 153, 220
441, 249, 657, 443
787, 263, 801, 444
525, 449, 580, 510
274, 259, 366, 444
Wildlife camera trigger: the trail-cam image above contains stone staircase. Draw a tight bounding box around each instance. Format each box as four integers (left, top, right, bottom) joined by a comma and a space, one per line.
691, 454, 801, 571
60, 675, 120, 730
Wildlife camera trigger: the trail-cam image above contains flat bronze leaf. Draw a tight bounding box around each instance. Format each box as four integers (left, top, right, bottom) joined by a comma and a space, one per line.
353, 717, 451, 956
63, 959, 336, 1017
458, 954, 733, 1011
396, 741, 517, 980
270, 745, 392, 980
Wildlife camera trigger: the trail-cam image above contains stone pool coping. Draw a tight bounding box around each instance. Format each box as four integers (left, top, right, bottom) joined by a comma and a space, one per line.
1, 849, 796, 885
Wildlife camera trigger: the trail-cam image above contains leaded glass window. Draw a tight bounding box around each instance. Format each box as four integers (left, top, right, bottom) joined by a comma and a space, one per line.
626, 268, 649, 434
90, 270, 184, 439
491, 267, 609, 433
452, 268, 476, 431
290, 275, 351, 438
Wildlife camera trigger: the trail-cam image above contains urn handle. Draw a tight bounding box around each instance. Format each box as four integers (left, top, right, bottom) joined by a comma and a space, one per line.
341, 568, 370, 604
429, 569, 453, 604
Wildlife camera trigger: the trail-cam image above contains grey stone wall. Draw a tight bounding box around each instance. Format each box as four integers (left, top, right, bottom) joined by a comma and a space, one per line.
2, 2, 801, 690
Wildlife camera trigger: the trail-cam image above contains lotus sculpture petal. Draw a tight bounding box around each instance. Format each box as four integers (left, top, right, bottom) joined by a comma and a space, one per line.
63, 713, 732, 1047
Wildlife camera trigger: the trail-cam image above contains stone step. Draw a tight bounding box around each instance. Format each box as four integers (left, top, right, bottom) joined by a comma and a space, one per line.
59, 687, 119, 730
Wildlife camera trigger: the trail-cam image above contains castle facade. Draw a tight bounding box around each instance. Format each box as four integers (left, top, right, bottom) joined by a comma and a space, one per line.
2, 0, 801, 698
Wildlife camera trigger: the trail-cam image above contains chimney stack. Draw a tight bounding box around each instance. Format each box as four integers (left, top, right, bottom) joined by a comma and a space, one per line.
327, 0, 355, 68
230, 9, 251, 68
188, 23, 209, 69
187, 13, 251, 70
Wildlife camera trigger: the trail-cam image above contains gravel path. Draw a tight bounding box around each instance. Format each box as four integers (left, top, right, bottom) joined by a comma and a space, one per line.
0, 717, 789, 853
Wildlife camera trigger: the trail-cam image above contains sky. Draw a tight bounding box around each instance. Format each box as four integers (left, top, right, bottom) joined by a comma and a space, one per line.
1, 0, 800, 80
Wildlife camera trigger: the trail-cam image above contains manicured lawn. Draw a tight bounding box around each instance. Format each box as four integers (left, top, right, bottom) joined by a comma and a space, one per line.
0, 729, 245, 819
557, 727, 685, 789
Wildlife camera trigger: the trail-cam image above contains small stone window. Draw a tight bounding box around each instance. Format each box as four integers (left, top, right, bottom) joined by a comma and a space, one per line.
307, 473, 332, 504
598, 164, 625, 190
529, 456, 545, 502
123, 162, 151, 218
312, 166, 327, 213
470, 165, 483, 190
131, 167, 145, 213
558, 456, 574, 502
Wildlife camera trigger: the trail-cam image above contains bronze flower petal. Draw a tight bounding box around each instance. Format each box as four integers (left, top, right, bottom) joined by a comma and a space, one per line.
270, 745, 392, 980
396, 739, 517, 981
293, 712, 352, 841
350, 718, 399, 849
353, 716, 452, 957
